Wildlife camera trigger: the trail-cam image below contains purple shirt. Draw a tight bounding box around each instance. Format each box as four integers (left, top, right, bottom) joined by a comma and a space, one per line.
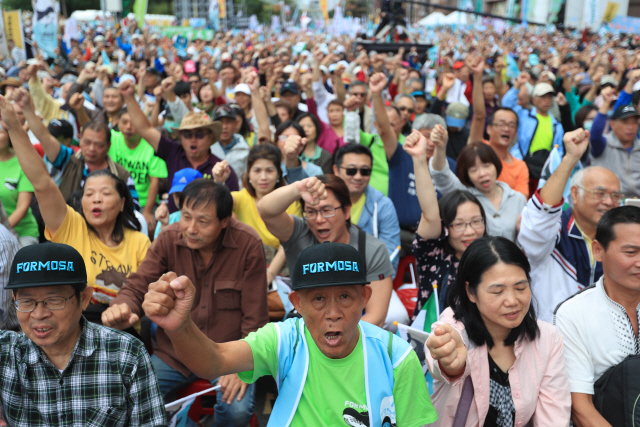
157, 134, 239, 213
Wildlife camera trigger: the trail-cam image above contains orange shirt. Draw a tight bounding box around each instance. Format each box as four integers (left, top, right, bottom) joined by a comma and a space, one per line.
483, 140, 530, 198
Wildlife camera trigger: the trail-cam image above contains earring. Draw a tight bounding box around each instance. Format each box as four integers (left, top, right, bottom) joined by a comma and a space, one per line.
249, 179, 252, 184
276, 179, 280, 183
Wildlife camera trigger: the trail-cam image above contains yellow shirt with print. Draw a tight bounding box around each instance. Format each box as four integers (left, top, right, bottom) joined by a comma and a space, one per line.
45, 205, 150, 305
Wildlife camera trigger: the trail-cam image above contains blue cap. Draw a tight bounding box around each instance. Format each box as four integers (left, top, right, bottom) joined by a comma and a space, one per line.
411, 90, 426, 99
169, 168, 204, 194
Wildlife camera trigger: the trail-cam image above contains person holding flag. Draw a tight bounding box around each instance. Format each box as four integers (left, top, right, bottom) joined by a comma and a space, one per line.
424, 235, 571, 426
405, 125, 487, 329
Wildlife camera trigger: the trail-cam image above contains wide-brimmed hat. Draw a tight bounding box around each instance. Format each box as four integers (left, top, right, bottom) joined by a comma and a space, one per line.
170, 111, 222, 141
0, 78, 21, 89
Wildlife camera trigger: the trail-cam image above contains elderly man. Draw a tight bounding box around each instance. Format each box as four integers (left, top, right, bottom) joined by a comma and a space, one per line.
120, 79, 239, 214
103, 179, 267, 427
394, 94, 416, 136
590, 88, 640, 198
1, 243, 165, 426
142, 242, 437, 426
519, 128, 621, 323
348, 81, 373, 133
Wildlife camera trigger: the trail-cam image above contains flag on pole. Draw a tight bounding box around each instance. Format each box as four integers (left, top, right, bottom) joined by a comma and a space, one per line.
165, 385, 220, 427
395, 322, 434, 393
410, 286, 439, 333
133, 0, 148, 28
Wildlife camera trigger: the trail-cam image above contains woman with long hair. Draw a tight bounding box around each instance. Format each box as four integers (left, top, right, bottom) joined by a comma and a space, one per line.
0, 97, 150, 324
425, 236, 571, 426
296, 113, 333, 174
404, 129, 488, 318
273, 120, 323, 179
429, 125, 526, 242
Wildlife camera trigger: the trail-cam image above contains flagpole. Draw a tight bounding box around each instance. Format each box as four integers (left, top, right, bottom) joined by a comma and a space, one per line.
432, 284, 439, 320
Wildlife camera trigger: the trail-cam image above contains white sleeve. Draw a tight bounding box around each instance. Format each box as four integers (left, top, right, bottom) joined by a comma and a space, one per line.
554, 305, 596, 394
517, 195, 563, 266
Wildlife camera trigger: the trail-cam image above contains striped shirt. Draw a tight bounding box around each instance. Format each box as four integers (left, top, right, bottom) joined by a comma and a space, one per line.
0, 318, 166, 426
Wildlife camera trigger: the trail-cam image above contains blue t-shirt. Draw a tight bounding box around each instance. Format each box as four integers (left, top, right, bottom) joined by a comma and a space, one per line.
388, 147, 455, 229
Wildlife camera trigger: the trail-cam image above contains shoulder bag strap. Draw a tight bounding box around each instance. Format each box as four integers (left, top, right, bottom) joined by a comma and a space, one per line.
357, 227, 367, 273
452, 376, 474, 427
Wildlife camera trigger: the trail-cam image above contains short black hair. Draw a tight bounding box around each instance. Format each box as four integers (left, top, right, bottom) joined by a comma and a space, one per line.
488, 107, 519, 129
334, 143, 373, 167
595, 206, 640, 251
81, 120, 111, 145
174, 81, 191, 97
180, 179, 233, 220
274, 120, 306, 141
455, 142, 502, 187
439, 190, 488, 255
448, 236, 540, 348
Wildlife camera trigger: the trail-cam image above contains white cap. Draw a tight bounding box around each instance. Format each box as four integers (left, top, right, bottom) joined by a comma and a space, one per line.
319, 65, 329, 75
540, 70, 556, 82
118, 74, 136, 85
234, 83, 251, 96
187, 46, 197, 56
27, 58, 39, 66
131, 34, 142, 40
336, 45, 345, 53
532, 82, 555, 97
94, 35, 105, 43
221, 52, 232, 61
283, 64, 295, 74
159, 57, 168, 65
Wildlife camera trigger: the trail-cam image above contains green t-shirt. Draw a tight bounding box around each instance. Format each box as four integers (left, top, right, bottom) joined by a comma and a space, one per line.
0, 156, 38, 238
358, 131, 390, 196
529, 113, 553, 154
351, 193, 366, 225
239, 323, 437, 427
108, 131, 168, 208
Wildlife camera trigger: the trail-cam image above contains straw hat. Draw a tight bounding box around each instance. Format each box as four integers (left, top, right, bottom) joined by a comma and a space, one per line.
171, 111, 222, 142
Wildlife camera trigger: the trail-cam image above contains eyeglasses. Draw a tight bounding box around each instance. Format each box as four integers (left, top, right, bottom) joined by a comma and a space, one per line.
491, 121, 517, 130
13, 294, 76, 313
577, 186, 624, 203
350, 92, 367, 98
181, 130, 211, 140
398, 106, 415, 114
189, 80, 200, 85
448, 218, 485, 233
338, 166, 372, 176
303, 205, 343, 219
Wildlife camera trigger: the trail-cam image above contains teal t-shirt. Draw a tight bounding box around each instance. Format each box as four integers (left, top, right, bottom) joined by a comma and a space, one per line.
0, 156, 38, 238
108, 131, 168, 208
239, 323, 437, 427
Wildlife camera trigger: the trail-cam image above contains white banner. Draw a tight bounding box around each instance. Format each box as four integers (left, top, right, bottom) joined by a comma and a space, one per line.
0, 10, 10, 58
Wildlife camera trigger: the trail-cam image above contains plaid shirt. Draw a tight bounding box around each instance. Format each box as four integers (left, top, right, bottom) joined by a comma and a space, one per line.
0, 318, 166, 426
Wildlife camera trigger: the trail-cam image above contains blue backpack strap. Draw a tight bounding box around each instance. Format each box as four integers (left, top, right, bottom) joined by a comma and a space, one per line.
388, 331, 393, 361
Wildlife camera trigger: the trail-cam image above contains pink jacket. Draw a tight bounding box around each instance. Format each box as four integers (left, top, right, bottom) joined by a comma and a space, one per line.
425, 308, 571, 427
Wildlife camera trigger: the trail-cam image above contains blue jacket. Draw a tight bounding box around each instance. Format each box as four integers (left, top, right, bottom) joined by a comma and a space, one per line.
502, 87, 565, 160
269, 318, 412, 427
357, 185, 401, 271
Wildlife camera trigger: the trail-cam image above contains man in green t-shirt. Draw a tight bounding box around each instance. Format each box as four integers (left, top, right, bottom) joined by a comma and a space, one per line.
108, 108, 168, 232
142, 242, 437, 427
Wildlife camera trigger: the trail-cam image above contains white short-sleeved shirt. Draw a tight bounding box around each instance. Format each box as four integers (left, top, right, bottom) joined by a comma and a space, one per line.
554, 276, 640, 394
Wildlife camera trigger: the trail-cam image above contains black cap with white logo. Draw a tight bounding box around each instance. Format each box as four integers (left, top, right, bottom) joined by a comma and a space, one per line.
612, 104, 640, 121
7, 243, 87, 289
291, 242, 369, 290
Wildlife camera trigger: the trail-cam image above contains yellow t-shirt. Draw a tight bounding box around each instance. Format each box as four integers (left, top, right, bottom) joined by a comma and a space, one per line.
575, 221, 595, 267
350, 193, 366, 225
45, 205, 150, 305
529, 113, 553, 154
232, 188, 302, 248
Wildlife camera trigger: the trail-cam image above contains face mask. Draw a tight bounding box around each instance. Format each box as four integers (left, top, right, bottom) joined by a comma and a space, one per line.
583, 120, 593, 131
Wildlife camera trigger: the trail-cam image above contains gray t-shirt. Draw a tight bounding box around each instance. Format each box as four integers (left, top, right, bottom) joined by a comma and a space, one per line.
282, 217, 395, 282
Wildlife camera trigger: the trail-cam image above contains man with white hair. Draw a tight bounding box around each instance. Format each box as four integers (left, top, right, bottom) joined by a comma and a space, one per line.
394, 94, 415, 136
518, 128, 622, 323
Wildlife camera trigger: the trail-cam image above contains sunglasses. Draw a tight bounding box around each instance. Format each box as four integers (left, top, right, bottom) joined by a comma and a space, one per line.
398, 106, 415, 114
181, 130, 210, 139
339, 166, 372, 176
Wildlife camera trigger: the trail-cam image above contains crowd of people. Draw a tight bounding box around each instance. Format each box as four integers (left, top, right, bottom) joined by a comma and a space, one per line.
0, 17, 640, 426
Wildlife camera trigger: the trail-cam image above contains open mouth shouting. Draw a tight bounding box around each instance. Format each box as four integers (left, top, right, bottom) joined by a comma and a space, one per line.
92, 207, 102, 217
324, 331, 343, 347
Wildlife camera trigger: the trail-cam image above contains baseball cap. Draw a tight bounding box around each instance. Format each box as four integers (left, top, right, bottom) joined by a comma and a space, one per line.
280, 81, 300, 95
169, 168, 204, 194
283, 65, 295, 74
234, 83, 251, 96
540, 70, 556, 82
532, 82, 555, 97
7, 243, 87, 290
48, 119, 74, 140
212, 104, 237, 121
453, 61, 465, 70
146, 67, 162, 77
184, 60, 196, 74
612, 104, 640, 121
411, 90, 426, 99
445, 103, 469, 128
600, 74, 619, 88
291, 242, 369, 291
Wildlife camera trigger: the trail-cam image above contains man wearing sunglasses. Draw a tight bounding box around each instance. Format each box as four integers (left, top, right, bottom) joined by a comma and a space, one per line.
119, 79, 239, 214
1, 242, 166, 426
394, 94, 416, 137
258, 175, 395, 329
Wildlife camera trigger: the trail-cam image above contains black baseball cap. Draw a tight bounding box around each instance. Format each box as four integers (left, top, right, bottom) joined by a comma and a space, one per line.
280, 81, 300, 95
612, 104, 640, 121
7, 243, 87, 290
291, 242, 369, 291
212, 104, 237, 121
48, 119, 74, 139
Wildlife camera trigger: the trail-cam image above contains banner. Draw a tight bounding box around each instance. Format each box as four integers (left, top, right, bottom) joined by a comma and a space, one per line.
133, 0, 148, 28
32, 0, 58, 58
319, 0, 329, 23
583, 0, 599, 29
602, 1, 619, 23
219, 0, 226, 19
610, 15, 640, 33
161, 27, 215, 41
0, 10, 9, 58
4, 10, 25, 61
209, 0, 221, 31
